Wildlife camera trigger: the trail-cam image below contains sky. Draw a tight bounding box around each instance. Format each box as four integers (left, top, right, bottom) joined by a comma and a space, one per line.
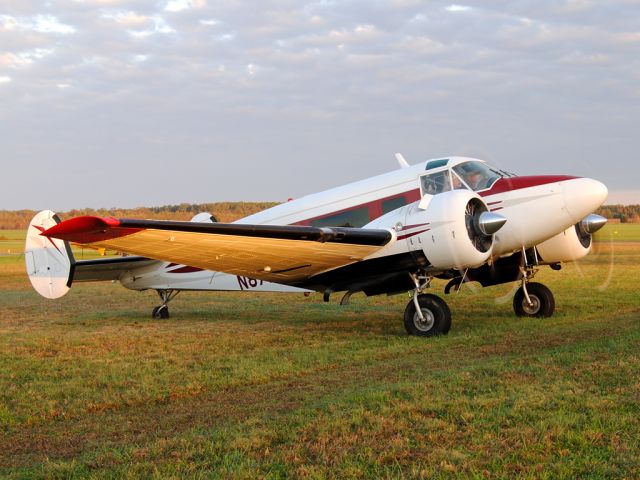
1, 0, 639, 211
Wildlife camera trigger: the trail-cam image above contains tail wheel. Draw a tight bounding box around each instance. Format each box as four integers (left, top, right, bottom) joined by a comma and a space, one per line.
513, 282, 555, 318
404, 294, 452, 337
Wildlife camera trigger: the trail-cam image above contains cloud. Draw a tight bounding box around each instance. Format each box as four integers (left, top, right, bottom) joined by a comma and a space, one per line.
0, 0, 637, 209
0, 48, 54, 68
101, 11, 150, 27
164, 0, 206, 13
445, 5, 472, 13
0, 14, 76, 34
127, 15, 175, 37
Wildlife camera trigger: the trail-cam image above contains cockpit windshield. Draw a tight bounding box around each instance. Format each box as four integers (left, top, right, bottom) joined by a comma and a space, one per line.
419, 160, 509, 196
452, 161, 503, 192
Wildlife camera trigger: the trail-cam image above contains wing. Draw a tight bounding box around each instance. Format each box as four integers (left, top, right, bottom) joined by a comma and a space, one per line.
43, 217, 393, 285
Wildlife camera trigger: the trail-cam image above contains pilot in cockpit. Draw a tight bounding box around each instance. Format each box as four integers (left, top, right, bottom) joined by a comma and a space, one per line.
464, 168, 483, 190
456, 164, 485, 190
451, 173, 465, 190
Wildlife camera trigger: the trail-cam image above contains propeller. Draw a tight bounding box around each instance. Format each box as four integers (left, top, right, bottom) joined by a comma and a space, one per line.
575, 213, 607, 248
464, 199, 507, 253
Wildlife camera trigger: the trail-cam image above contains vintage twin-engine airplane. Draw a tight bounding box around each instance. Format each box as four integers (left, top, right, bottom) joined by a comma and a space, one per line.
26, 155, 608, 336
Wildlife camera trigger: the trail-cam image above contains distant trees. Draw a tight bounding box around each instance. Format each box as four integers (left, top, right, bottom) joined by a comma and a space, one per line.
0, 202, 279, 230
597, 205, 640, 223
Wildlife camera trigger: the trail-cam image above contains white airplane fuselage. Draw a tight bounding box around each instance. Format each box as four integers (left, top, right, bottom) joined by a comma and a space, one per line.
117, 155, 607, 292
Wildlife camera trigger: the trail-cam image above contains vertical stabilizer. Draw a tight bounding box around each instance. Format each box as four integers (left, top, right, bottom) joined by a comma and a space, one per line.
395, 153, 410, 169
25, 210, 74, 299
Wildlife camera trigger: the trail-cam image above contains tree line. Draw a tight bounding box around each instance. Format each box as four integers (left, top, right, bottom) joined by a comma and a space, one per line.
0, 202, 638, 230
0, 202, 279, 230
596, 205, 640, 223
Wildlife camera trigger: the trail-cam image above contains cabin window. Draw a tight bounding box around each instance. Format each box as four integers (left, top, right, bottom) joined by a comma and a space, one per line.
382, 196, 407, 214
310, 206, 370, 228
425, 159, 449, 170
420, 171, 452, 196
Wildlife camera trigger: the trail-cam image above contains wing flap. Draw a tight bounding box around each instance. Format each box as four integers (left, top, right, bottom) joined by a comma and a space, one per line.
43, 217, 393, 284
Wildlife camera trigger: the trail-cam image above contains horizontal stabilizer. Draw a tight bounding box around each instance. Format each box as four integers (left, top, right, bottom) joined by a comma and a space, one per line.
73, 256, 158, 282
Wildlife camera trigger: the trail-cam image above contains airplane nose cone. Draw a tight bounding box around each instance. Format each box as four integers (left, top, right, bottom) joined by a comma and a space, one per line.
562, 178, 608, 221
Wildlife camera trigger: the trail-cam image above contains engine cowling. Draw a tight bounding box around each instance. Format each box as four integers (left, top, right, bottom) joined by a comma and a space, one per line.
405, 190, 503, 270
536, 214, 606, 264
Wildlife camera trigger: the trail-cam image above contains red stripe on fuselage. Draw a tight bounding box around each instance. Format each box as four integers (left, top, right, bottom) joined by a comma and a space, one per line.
478, 175, 577, 197
401, 223, 430, 231
293, 190, 421, 227
397, 229, 430, 240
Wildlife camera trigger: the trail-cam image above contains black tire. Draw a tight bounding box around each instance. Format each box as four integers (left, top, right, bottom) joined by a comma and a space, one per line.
152, 305, 170, 319
403, 294, 452, 337
513, 282, 555, 318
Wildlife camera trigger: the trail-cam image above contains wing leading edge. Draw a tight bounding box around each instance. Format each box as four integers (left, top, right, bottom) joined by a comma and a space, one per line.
43, 217, 394, 285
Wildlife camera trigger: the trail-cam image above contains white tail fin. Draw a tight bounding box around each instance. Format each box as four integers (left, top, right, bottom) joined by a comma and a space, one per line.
25, 210, 74, 299
395, 153, 410, 169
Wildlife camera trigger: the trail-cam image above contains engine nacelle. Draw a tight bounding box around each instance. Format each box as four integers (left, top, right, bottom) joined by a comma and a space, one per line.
406, 190, 500, 270
536, 224, 591, 263
536, 214, 607, 264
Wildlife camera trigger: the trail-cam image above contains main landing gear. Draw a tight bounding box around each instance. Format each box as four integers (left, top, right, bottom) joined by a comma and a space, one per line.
152, 289, 179, 319
402, 260, 557, 336
512, 264, 555, 318
404, 273, 452, 337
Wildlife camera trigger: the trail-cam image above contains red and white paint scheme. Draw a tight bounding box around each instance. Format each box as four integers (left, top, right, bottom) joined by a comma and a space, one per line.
26, 156, 608, 335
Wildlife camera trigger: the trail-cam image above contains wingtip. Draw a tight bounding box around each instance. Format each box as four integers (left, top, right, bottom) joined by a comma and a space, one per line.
43, 216, 126, 243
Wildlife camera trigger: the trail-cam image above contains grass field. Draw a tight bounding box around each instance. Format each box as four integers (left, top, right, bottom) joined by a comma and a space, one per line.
0, 226, 638, 478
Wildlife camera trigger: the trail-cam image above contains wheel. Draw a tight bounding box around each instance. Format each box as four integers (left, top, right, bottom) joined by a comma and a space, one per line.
403, 294, 452, 337
513, 282, 555, 318
152, 305, 170, 319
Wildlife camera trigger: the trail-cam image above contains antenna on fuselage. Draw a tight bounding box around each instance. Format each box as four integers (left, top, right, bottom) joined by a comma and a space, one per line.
395, 153, 410, 169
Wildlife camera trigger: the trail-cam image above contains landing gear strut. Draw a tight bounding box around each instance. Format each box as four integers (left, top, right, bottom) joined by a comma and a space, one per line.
403, 273, 452, 336
513, 258, 555, 318
152, 289, 179, 319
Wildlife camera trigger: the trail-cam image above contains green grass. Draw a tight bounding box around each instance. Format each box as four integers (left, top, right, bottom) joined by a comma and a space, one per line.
0, 229, 119, 261
0, 230, 25, 256
594, 223, 640, 242
0, 228, 638, 478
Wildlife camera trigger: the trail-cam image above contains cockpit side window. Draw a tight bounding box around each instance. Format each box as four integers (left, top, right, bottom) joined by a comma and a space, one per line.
420, 171, 452, 196
451, 171, 466, 190
452, 161, 502, 192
